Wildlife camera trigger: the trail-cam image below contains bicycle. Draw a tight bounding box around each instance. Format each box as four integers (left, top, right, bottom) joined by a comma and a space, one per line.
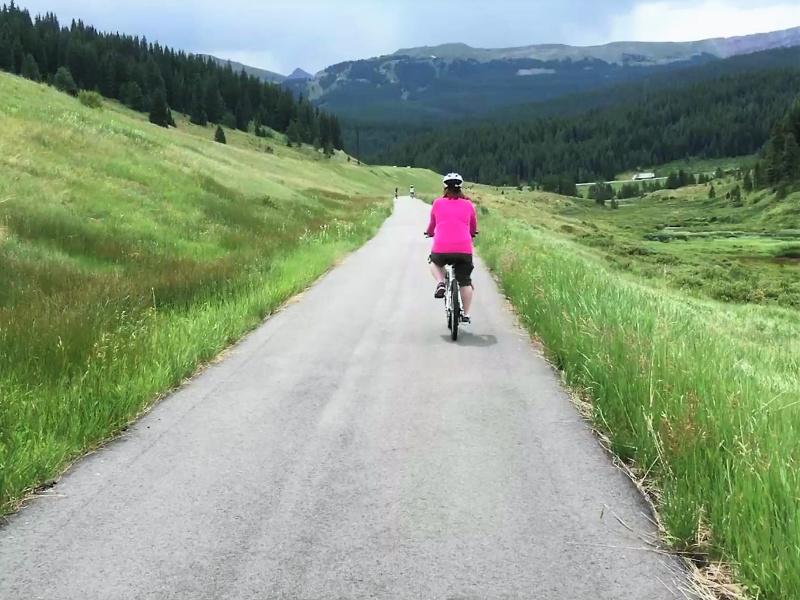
426, 233, 472, 342
443, 264, 461, 341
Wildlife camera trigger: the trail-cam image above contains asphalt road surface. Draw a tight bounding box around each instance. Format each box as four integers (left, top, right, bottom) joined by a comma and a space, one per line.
0, 198, 691, 599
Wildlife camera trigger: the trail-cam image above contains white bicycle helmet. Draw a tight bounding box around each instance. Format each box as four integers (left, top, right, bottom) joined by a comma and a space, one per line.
443, 172, 464, 187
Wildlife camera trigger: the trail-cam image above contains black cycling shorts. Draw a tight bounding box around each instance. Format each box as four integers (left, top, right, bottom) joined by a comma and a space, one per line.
429, 253, 474, 287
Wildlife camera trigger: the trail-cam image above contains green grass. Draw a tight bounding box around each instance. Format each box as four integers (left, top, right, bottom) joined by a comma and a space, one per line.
477, 182, 800, 309
0, 72, 440, 513
474, 185, 800, 598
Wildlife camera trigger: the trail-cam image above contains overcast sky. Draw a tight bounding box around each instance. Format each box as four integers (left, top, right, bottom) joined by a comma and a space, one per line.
16, 1, 800, 75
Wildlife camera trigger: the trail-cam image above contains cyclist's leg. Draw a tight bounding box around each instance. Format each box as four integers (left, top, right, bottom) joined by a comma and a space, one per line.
428, 254, 446, 283
453, 256, 475, 315
461, 285, 474, 315
429, 254, 447, 298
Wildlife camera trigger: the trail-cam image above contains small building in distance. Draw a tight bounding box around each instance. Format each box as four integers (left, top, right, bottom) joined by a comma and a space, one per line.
633, 172, 656, 181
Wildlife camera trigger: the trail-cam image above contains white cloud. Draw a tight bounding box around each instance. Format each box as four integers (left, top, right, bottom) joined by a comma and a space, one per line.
611, 1, 800, 41
19, 0, 404, 74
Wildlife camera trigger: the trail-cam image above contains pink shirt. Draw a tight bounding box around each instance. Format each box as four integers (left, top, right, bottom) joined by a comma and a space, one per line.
425, 197, 478, 254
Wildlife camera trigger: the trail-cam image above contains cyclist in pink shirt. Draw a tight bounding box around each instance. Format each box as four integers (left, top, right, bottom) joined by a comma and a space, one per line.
425, 173, 478, 324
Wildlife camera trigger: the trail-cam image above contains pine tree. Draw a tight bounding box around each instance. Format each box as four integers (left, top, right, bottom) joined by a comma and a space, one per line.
204, 79, 225, 124
666, 172, 680, 189
0, 32, 13, 71
144, 57, 165, 97
730, 185, 742, 205
148, 88, 170, 127
743, 171, 754, 193
98, 55, 117, 98
189, 80, 207, 126
753, 162, 763, 188
21, 52, 40, 81
286, 119, 302, 147
214, 125, 226, 144
235, 93, 252, 132
120, 81, 145, 111
53, 66, 77, 95
10, 36, 23, 74
781, 132, 800, 182
708, 184, 716, 199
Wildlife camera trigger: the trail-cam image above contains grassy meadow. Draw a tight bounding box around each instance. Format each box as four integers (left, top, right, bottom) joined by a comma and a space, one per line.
472, 182, 800, 599
0, 71, 440, 512
483, 179, 800, 309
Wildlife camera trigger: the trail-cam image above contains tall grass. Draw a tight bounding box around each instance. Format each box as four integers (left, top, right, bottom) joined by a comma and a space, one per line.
0, 209, 387, 512
0, 72, 441, 512
479, 215, 800, 599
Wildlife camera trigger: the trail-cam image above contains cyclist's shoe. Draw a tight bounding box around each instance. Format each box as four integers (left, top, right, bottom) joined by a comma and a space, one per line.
461, 314, 471, 325
434, 282, 446, 299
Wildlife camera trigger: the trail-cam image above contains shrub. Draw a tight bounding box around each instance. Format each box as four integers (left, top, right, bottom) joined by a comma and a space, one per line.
53, 67, 78, 96
20, 53, 40, 81
214, 125, 226, 144
222, 112, 236, 129
78, 90, 103, 109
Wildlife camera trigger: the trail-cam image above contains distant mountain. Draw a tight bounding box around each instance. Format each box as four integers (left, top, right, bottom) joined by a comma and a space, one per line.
287, 26, 800, 123
286, 68, 313, 81
200, 55, 286, 83
376, 45, 800, 185
395, 27, 800, 64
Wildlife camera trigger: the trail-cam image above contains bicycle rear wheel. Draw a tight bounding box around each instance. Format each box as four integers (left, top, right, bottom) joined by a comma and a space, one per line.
450, 281, 459, 341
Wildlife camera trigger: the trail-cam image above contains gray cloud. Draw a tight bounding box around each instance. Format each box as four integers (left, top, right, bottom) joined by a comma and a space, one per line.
15, 1, 799, 75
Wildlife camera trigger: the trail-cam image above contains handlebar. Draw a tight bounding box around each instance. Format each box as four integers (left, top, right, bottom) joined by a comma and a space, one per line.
424, 232, 479, 238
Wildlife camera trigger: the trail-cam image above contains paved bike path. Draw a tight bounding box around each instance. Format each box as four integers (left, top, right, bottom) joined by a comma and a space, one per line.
0, 198, 690, 599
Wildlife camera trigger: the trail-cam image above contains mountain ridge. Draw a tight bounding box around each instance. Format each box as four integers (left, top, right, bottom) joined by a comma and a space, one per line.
199, 54, 286, 83
284, 25, 800, 123
392, 25, 800, 64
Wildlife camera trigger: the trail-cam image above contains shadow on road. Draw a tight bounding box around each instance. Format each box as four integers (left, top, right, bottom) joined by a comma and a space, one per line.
440, 333, 498, 347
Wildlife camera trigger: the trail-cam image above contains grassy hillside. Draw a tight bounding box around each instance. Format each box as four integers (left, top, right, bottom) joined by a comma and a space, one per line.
0, 72, 440, 513
472, 183, 800, 599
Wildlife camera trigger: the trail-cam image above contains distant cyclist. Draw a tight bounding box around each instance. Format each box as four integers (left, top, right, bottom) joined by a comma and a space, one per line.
409, 185, 416, 199
425, 173, 478, 324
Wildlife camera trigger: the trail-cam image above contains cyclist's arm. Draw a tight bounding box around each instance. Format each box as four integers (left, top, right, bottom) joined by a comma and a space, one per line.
425, 203, 437, 237
470, 203, 478, 237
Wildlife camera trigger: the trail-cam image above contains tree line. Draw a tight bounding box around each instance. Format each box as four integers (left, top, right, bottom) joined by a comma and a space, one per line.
377, 64, 800, 186
759, 99, 800, 193
0, 2, 343, 150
